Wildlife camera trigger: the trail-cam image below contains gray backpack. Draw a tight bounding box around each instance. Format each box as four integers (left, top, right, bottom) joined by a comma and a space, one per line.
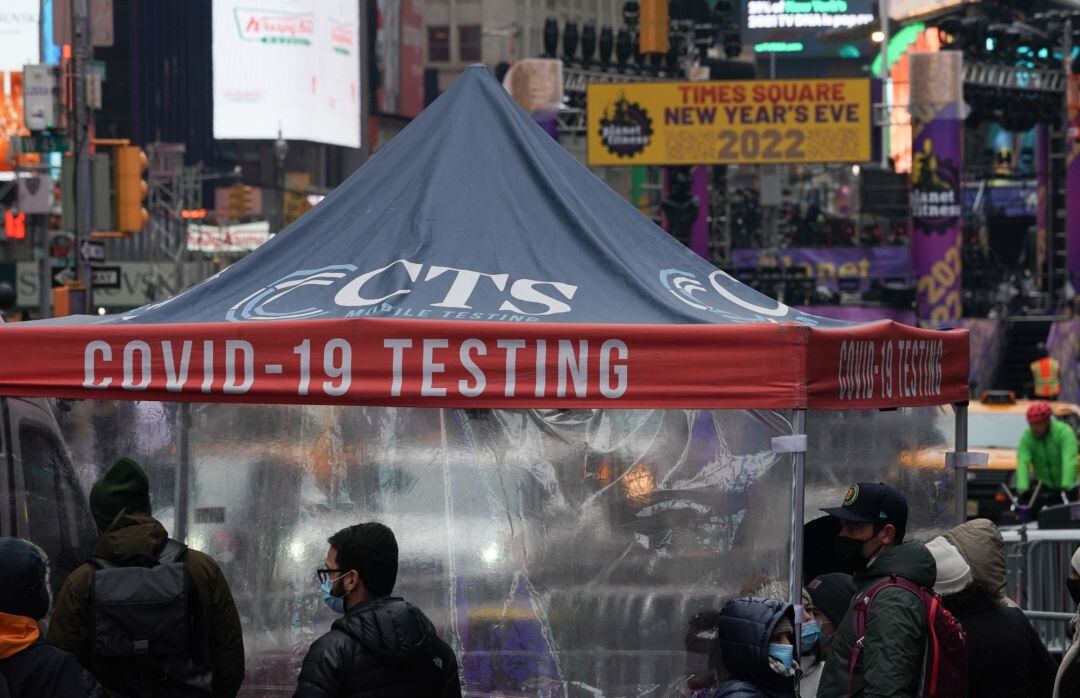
90, 539, 211, 696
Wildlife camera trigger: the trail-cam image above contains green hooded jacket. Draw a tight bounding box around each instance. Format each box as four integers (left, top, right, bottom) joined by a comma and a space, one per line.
46, 510, 246, 697
816, 541, 937, 698
1016, 418, 1078, 492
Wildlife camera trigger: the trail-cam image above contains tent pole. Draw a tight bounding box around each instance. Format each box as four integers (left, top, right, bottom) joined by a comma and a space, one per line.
954, 402, 968, 525
789, 409, 807, 654
175, 402, 192, 542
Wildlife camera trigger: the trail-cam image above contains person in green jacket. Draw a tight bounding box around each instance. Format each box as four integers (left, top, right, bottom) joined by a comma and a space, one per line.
815, 482, 936, 698
1017, 402, 1078, 511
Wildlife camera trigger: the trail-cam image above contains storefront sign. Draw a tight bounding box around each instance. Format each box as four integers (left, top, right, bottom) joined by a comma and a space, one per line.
587, 79, 872, 166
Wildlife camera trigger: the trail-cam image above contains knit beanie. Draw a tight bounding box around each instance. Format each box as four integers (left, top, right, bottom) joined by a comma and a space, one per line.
1072, 546, 1080, 576
806, 573, 857, 627
90, 457, 151, 531
927, 536, 973, 596
772, 617, 794, 639
0, 538, 50, 620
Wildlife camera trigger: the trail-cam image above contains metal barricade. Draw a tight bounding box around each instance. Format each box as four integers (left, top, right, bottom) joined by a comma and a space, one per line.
1003, 528, 1080, 653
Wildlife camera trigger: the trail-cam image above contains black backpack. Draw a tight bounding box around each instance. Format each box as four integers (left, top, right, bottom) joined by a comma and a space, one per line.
90, 539, 211, 696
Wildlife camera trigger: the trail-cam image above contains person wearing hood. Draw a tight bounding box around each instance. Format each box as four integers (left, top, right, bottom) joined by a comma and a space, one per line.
710, 597, 798, 698
47, 457, 245, 696
1054, 546, 1080, 698
815, 482, 936, 698
800, 573, 856, 698
0, 538, 95, 696
295, 522, 461, 697
926, 527, 1054, 698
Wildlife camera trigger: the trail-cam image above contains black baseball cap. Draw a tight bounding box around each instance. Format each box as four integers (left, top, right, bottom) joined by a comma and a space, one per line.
821, 482, 908, 541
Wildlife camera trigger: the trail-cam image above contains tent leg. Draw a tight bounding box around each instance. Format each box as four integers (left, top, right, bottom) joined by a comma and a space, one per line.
174, 402, 191, 542
954, 402, 968, 525
789, 409, 807, 655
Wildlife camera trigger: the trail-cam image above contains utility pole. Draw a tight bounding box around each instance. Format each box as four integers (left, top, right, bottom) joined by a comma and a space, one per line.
879, 0, 890, 168
72, 0, 93, 313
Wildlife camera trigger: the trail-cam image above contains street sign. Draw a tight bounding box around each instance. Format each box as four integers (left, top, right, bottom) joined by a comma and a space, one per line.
10, 133, 70, 154
51, 265, 75, 288
79, 238, 106, 263
91, 265, 121, 290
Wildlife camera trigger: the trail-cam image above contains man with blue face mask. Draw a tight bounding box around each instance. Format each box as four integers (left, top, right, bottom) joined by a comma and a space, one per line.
295, 522, 461, 697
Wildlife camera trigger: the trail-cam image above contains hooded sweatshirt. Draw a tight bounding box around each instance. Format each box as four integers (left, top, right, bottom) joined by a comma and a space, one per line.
294, 596, 461, 697
816, 541, 937, 698
47, 511, 245, 697
0, 538, 92, 697
711, 598, 798, 698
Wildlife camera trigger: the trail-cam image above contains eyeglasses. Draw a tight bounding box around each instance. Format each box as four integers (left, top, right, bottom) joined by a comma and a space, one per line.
316, 567, 343, 584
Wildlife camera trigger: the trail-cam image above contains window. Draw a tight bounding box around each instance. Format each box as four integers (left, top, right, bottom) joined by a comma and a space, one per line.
428, 26, 450, 62
459, 25, 482, 62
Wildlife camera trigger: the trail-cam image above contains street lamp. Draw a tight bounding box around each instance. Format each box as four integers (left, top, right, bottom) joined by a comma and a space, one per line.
274, 128, 288, 234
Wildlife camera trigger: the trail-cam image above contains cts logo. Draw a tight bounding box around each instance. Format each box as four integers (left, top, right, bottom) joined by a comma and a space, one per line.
659, 268, 816, 324
227, 260, 579, 322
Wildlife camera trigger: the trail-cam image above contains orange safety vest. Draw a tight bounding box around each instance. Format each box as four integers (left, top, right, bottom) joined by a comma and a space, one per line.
1031, 357, 1061, 397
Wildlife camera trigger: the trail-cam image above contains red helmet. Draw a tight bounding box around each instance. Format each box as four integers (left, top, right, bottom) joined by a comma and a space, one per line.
1027, 402, 1053, 424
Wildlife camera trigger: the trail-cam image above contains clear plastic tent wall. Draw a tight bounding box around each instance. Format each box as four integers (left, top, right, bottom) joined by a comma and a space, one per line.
37, 399, 955, 696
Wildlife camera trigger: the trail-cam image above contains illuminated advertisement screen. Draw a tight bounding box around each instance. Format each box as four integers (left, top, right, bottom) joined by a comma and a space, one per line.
212, 0, 361, 147
743, 0, 876, 57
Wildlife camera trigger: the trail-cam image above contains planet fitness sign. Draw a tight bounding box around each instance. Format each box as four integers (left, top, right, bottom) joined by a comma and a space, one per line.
586, 79, 872, 166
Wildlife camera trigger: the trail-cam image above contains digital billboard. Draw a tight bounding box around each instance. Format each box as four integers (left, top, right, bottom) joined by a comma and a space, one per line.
743, 0, 876, 57
0, 0, 40, 73
212, 0, 361, 147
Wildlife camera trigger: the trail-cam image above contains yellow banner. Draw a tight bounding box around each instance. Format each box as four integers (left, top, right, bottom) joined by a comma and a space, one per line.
587, 78, 872, 166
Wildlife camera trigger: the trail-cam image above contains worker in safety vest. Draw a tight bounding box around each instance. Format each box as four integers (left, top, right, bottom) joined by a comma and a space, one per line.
1031, 353, 1062, 400
1017, 402, 1078, 512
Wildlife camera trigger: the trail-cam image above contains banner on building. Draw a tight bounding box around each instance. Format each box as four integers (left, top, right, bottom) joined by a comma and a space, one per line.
732, 246, 912, 291
187, 221, 271, 253
587, 79, 872, 166
910, 51, 963, 326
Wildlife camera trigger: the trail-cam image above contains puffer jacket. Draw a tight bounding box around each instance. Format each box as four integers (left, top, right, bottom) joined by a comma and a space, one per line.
1055, 605, 1080, 698
47, 511, 245, 697
942, 518, 1009, 602
294, 597, 461, 698
712, 597, 797, 698
816, 542, 937, 698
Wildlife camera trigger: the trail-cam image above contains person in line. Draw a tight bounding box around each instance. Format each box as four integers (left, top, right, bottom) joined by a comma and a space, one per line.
926, 521, 1055, 698
710, 597, 797, 698
815, 482, 936, 698
295, 522, 461, 697
1017, 402, 1078, 511
0, 537, 96, 697
48, 457, 245, 697
1055, 546, 1080, 698
800, 573, 855, 698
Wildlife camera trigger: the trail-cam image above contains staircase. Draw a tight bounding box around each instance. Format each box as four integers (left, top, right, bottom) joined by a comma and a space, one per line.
998, 317, 1054, 397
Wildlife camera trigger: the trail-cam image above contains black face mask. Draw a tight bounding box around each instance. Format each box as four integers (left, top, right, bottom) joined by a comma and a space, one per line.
837, 536, 872, 573
1067, 578, 1080, 606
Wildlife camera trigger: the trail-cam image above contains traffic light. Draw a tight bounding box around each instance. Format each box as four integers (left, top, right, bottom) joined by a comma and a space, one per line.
639, 0, 669, 54
115, 145, 148, 233
4, 209, 26, 240
227, 184, 253, 221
